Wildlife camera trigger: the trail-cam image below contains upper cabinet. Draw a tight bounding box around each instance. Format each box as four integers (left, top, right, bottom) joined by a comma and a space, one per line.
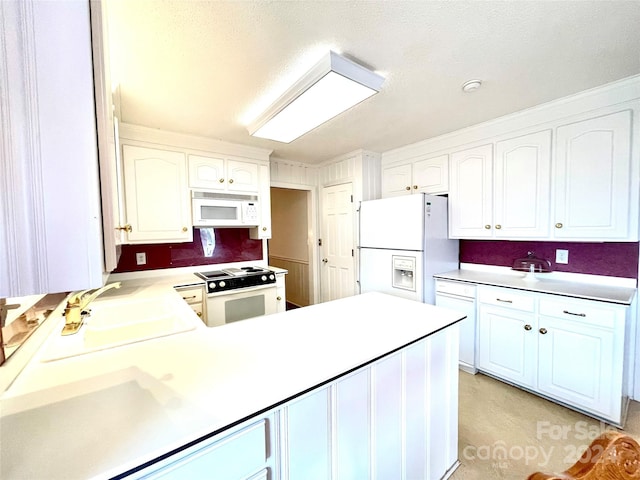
381, 154, 448, 198
449, 144, 493, 238
446, 109, 636, 241
1, 0, 105, 296
117, 123, 272, 244
188, 155, 260, 194
122, 145, 192, 243
553, 110, 633, 240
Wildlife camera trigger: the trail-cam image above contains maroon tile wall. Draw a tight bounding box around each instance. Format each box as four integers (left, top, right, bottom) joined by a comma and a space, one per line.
459, 240, 639, 279
114, 228, 263, 273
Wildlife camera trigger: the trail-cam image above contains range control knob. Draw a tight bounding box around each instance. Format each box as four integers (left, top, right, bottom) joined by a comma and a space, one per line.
261, 275, 267, 281
208, 282, 216, 289
269, 274, 275, 280
219, 281, 226, 288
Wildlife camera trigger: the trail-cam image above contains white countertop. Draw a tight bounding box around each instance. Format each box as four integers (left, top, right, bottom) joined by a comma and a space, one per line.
434, 268, 637, 305
0, 291, 463, 480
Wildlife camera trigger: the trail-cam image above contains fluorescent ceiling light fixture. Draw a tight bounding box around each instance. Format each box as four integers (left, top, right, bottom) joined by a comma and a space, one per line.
248, 51, 384, 143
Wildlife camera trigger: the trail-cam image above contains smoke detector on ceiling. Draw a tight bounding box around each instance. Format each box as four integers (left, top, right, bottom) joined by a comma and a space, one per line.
461, 79, 482, 93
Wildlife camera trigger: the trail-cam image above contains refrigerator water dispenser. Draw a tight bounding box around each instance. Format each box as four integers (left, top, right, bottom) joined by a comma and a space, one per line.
392, 256, 416, 291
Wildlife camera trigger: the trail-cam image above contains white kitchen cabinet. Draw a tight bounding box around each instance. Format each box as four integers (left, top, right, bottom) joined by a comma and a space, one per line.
449, 144, 493, 237
122, 145, 192, 243
274, 272, 286, 313
449, 131, 551, 239
249, 164, 272, 240
537, 297, 625, 421
554, 110, 634, 240
478, 294, 537, 389
435, 279, 477, 373
493, 130, 552, 238
0, 0, 105, 296
133, 419, 270, 480
175, 285, 206, 325
188, 154, 259, 194
476, 285, 629, 425
381, 154, 448, 198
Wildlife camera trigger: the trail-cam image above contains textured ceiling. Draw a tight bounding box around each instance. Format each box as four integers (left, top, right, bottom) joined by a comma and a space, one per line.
107, 0, 640, 164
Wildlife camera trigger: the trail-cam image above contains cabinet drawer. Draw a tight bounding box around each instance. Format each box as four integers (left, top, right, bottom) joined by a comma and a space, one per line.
175, 286, 203, 304
478, 287, 534, 312
539, 298, 618, 329
138, 420, 267, 479
435, 280, 476, 298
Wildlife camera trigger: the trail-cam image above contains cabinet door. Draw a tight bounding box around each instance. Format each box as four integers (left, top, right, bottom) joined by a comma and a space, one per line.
413, 154, 449, 194
227, 159, 259, 193
449, 144, 493, 238
123, 145, 192, 243
477, 304, 537, 388
381, 164, 412, 197
554, 110, 633, 240
275, 273, 286, 313
494, 130, 551, 238
188, 154, 226, 191
250, 164, 271, 239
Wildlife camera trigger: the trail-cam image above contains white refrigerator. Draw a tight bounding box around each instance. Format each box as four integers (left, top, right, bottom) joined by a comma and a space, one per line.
359, 193, 459, 304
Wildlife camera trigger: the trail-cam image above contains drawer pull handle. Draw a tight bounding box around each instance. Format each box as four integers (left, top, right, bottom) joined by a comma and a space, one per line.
182, 295, 197, 300
539, 328, 548, 334
496, 298, 513, 303
563, 310, 586, 317
524, 324, 532, 331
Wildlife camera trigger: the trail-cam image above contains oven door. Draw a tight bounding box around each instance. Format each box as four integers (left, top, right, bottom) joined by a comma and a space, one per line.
206, 284, 278, 327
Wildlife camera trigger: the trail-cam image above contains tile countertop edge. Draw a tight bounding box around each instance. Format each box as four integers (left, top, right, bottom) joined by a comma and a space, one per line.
434, 267, 637, 305
0, 292, 464, 480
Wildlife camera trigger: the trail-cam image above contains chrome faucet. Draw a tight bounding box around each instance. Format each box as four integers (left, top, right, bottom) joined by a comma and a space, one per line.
62, 282, 121, 335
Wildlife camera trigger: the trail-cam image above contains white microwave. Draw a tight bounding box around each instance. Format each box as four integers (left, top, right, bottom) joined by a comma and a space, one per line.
192, 191, 260, 227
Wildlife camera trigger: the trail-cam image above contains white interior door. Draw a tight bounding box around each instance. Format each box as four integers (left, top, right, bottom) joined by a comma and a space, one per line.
321, 183, 355, 302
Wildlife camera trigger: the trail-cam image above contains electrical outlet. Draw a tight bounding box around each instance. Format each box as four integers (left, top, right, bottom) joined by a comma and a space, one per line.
556, 249, 569, 264
136, 252, 147, 265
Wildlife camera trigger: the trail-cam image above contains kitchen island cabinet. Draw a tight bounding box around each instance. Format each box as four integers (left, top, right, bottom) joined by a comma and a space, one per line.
0, 292, 464, 480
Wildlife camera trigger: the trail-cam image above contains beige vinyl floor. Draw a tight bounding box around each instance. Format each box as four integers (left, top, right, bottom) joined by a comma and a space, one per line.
450, 371, 640, 479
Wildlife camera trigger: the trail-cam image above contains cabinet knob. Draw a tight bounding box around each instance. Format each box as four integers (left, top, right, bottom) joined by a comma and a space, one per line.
555, 223, 563, 229
539, 327, 548, 335
495, 224, 502, 229
229, 178, 234, 184
182, 227, 188, 232
484, 225, 491, 229
524, 324, 532, 331
413, 185, 418, 189
262, 227, 267, 231
277, 296, 282, 301
405, 186, 411, 191
196, 311, 202, 317
115, 224, 132, 233
322, 258, 328, 263
219, 178, 225, 183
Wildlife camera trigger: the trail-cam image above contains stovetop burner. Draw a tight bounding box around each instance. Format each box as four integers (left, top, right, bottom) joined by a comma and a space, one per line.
195, 266, 276, 294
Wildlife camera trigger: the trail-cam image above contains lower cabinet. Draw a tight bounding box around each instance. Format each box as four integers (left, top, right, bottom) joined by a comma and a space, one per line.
175, 285, 206, 325
128, 325, 460, 479
275, 272, 287, 313
477, 285, 629, 425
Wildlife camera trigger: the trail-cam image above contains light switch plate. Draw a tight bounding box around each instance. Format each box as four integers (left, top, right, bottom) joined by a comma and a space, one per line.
556, 249, 569, 264
136, 252, 147, 265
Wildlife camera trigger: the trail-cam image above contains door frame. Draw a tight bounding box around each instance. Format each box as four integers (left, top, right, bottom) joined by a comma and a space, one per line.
270, 181, 319, 306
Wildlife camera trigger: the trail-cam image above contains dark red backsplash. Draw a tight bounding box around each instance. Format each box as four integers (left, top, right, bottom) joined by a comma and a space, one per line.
114, 228, 263, 273
459, 240, 639, 279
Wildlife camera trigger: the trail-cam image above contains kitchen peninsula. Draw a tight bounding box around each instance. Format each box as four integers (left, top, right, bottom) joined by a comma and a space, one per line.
0, 291, 464, 480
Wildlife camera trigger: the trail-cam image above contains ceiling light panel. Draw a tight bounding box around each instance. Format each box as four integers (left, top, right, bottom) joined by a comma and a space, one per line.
248, 51, 384, 143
